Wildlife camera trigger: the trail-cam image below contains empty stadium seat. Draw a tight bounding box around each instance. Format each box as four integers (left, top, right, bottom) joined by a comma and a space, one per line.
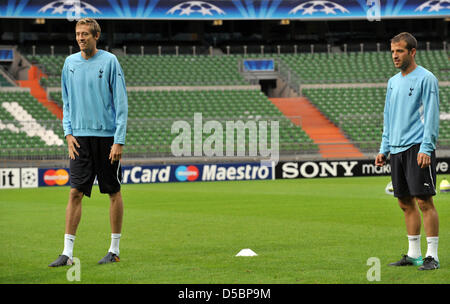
29, 50, 449, 88
279, 50, 449, 84
0, 74, 15, 87
0, 91, 65, 158
49, 89, 318, 156
303, 86, 450, 150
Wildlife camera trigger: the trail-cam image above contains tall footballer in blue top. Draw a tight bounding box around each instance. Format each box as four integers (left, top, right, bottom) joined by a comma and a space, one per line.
375, 32, 440, 270
49, 18, 128, 267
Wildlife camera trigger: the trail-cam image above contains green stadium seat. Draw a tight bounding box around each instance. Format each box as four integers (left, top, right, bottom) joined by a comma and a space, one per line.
303, 86, 450, 151
0, 91, 64, 159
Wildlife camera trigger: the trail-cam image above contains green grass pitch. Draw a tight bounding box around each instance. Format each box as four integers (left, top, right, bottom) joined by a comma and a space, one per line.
1, 176, 449, 284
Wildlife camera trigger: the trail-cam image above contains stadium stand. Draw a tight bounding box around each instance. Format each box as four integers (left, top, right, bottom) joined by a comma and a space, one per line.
2, 48, 447, 159
120, 55, 248, 86
303, 86, 450, 151
0, 75, 14, 87
0, 90, 65, 158
438, 86, 450, 145
278, 50, 449, 83
28, 50, 449, 89
28, 54, 249, 87
49, 89, 318, 156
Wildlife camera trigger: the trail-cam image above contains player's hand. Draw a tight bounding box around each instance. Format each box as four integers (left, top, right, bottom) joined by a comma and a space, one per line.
109, 143, 123, 164
66, 135, 80, 160
417, 152, 431, 169
375, 153, 386, 167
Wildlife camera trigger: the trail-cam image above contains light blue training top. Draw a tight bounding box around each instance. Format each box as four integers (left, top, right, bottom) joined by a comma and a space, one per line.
62, 50, 128, 145
379, 65, 440, 157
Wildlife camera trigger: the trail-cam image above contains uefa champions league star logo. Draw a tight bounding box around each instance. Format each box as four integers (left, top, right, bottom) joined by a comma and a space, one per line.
415, 0, 450, 12
22, 171, 36, 187
38, 0, 101, 20
167, 1, 226, 16
21, 168, 38, 188
289, 0, 349, 15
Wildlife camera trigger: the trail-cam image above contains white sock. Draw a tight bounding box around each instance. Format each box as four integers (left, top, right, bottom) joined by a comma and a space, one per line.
62, 234, 76, 260
407, 235, 421, 259
425, 236, 439, 262
109, 233, 121, 255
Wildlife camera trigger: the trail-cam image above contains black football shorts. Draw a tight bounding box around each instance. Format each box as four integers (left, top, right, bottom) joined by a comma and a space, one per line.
390, 144, 436, 198
69, 136, 122, 197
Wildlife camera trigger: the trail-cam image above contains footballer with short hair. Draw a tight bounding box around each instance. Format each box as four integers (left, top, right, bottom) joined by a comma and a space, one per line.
375, 32, 440, 270
49, 18, 128, 267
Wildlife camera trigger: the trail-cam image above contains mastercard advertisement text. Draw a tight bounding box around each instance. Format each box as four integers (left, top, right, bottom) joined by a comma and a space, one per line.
121, 162, 274, 184
38, 168, 70, 187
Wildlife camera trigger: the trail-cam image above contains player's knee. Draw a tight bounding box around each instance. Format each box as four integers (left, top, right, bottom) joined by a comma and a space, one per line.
397, 196, 415, 212
109, 191, 122, 202
416, 196, 434, 212
69, 188, 84, 201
